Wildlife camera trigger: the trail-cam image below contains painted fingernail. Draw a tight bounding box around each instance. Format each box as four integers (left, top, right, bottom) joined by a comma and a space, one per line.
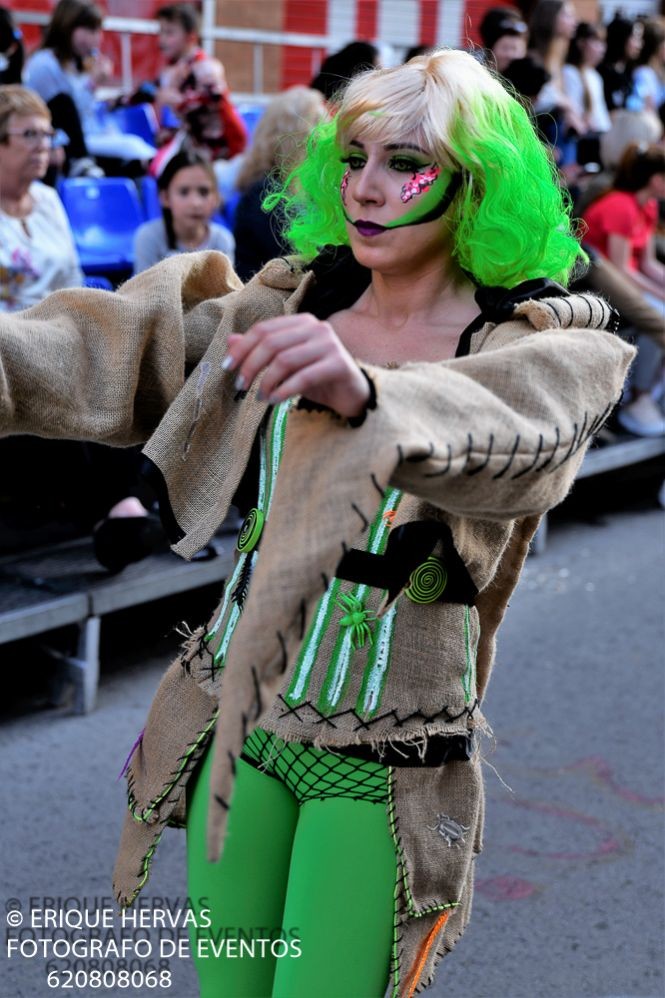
234, 374, 246, 391
257, 388, 266, 402
268, 395, 280, 406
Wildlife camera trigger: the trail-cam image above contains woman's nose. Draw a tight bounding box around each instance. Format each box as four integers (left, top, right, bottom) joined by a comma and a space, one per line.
352, 162, 384, 204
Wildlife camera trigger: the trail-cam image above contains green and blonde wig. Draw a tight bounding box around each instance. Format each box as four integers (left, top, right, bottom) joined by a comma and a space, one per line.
265, 49, 585, 287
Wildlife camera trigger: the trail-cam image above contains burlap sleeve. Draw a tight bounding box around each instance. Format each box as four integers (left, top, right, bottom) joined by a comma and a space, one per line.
0, 250, 243, 446
378, 320, 636, 519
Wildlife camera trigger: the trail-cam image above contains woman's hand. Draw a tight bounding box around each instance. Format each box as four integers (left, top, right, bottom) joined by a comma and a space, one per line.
223, 314, 371, 419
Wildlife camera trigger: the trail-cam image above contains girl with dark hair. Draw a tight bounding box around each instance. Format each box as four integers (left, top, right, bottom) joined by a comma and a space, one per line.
598, 13, 644, 113
528, 0, 587, 162
562, 22, 611, 136
0, 6, 24, 85
632, 17, 665, 116
583, 143, 665, 436
134, 150, 234, 273
25, 0, 154, 175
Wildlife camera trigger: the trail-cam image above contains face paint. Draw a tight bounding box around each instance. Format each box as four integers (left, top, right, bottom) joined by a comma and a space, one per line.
384, 167, 461, 229
340, 169, 350, 205
400, 165, 441, 203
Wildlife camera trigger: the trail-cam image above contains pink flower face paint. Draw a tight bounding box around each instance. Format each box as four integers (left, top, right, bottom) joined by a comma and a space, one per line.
400, 165, 442, 203
340, 169, 350, 205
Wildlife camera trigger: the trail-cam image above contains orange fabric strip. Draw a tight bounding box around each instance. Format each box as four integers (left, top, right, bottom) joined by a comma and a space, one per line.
404, 910, 450, 998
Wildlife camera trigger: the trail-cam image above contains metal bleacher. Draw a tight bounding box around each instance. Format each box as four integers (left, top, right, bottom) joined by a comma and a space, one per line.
0, 530, 235, 714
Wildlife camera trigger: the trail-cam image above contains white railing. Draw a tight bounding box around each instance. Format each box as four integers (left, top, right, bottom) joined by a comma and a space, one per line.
12, 8, 342, 95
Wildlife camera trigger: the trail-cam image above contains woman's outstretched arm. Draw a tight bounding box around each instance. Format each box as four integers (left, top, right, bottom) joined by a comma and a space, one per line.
0, 251, 243, 447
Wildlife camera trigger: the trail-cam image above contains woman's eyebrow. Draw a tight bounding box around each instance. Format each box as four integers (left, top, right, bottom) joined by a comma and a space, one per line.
384, 143, 428, 153
349, 139, 430, 155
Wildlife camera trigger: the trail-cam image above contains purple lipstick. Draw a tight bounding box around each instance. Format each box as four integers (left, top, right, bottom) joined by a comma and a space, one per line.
354, 219, 387, 237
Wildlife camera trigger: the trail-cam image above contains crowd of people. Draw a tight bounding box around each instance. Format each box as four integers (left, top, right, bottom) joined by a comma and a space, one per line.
0, 0, 663, 566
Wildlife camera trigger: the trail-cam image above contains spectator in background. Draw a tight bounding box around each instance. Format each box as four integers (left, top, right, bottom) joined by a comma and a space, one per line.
582, 144, 665, 437
150, 63, 248, 176
310, 41, 380, 103
134, 150, 234, 274
25, 0, 154, 176
598, 13, 644, 113
0, 86, 82, 311
233, 87, 326, 282
0, 6, 24, 85
529, 0, 587, 146
147, 4, 247, 174
478, 6, 528, 74
632, 18, 665, 117
562, 23, 611, 137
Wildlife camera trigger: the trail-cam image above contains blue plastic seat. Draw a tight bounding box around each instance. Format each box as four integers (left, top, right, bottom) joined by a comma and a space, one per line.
138, 174, 162, 221
108, 103, 159, 147
58, 178, 144, 274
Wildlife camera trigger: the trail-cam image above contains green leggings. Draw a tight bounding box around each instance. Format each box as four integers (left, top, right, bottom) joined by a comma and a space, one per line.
186, 729, 398, 998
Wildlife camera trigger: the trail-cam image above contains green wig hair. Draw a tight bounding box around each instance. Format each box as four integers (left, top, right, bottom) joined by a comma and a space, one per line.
264, 49, 585, 287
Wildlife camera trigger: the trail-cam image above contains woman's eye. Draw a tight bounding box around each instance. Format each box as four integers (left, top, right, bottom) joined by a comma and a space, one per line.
341, 154, 367, 170
389, 157, 425, 173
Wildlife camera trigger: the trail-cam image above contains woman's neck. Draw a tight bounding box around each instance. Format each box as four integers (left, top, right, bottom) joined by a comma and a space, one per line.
0, 178, 32, 215
358, 257, 477, 332
173, 219, 209, 248
544, 36, 568, 72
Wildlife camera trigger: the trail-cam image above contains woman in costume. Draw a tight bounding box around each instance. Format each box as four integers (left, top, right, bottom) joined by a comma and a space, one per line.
0, 50, 633, 996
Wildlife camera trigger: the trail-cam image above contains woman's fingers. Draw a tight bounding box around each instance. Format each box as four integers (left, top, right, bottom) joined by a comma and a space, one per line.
256, 341, 329, 400
221, 314, 369, 419
230, 327, 318, 391
224, 316, 331, 391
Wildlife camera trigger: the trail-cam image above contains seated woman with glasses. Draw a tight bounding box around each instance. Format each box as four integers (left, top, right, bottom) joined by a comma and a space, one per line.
0, 85, 82, 310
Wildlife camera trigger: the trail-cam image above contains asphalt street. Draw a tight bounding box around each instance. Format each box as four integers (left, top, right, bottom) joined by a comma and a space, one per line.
1, 490, 663, 998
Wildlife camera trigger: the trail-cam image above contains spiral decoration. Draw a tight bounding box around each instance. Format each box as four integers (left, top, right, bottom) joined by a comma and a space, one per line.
236, 507, 264, 553
404, 556, 447, 604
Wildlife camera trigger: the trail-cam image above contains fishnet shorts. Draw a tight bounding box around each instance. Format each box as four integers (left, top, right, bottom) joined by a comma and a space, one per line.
239, 727, 389, 805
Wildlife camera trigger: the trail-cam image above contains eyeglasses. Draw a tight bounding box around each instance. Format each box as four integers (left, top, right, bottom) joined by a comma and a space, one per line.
5, 128, 56, 147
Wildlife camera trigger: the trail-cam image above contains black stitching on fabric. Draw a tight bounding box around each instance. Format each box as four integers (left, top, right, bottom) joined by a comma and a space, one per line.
562, 297, 574, 326
542, 299, 560, 323
276, 631, 288, 673
233, 389, 247, 403
460, 433, 474, 473
250, 665, 262, 718
228, 751, 236, 777
466, 433, 493, 476
536, 426, 560, 470
572, 412, 588, 453
423, 443, 452, 478
214, 794, 230, 810
275, 695, 478, 730
351, 503, 369, 531
406, 442, 435, 463
510, 433, 544, 479
371, 473, 386, 498
231, 555, 252, 610
492, 434, 521, 479
598, 298, 608, 327
584, 294, 593, 325
550, 422, 579, 470
299, 599, 307, 639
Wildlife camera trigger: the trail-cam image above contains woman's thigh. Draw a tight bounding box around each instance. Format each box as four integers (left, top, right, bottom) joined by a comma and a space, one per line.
272, 796, 397, 998
186, 743, 299, 998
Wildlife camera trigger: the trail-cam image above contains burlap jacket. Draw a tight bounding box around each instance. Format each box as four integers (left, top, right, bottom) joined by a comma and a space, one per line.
0, 252, 634, 997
